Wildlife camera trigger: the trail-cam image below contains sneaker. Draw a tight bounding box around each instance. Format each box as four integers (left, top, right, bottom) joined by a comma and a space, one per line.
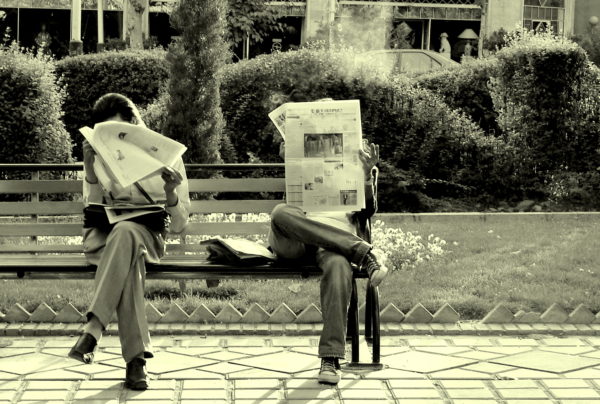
362, 248, 389, 287
318, 357, 341, 385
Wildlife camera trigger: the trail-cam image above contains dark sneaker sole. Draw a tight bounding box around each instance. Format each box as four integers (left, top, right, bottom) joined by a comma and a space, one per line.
125, 380, 148, 390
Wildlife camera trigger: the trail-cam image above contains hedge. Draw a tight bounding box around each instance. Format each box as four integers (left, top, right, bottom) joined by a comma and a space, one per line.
56, 49, 169, 159
0, 46, 72, 165
489, 30, 600, 199
416, 57, 501, 136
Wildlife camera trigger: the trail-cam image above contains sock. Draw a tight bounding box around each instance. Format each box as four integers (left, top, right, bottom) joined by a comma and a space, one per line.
83, 314, 103, 342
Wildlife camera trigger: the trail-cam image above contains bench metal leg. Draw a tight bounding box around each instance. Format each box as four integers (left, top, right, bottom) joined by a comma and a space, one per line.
348, 277, 360, 364
369, 283, 381, 365
365, 282, 373, 342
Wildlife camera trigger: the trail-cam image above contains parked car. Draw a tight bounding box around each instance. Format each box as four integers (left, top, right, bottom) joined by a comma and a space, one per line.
362, 49, 459, 75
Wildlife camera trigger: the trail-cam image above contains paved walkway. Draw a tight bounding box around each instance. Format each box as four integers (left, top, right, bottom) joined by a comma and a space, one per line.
1, 334, 600, 403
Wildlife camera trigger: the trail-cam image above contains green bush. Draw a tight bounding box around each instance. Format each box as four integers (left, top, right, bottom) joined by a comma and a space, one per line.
0, 45, 72, 165
416, 57, 501, 136
160, 0, 228, 165
55, 49, 169, 159
489, 29, 599, 197
219, 49, 508, 210
143, 48, 534, 209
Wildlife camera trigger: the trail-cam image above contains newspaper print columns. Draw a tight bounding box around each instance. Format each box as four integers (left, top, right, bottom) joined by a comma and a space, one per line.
69, 0, 83, 55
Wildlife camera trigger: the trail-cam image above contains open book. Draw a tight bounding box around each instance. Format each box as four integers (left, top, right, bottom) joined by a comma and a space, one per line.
79, 122, 187, 189
201, 237, 276, 266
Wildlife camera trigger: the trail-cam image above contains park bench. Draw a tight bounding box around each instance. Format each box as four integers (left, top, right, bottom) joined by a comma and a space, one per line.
0, 163, 382, 368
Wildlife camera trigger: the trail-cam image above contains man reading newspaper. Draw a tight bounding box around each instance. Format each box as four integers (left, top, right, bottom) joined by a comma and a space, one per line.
269, 94, 388, 385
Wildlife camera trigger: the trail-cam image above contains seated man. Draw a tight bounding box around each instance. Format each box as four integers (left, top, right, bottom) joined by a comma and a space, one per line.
269, 118, 388, 385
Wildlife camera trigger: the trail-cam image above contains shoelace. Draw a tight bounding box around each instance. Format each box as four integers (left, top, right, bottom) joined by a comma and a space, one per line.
321, 358, 337, 373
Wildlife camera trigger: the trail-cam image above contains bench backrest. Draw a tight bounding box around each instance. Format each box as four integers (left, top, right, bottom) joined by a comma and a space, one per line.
0, 164, 285, 255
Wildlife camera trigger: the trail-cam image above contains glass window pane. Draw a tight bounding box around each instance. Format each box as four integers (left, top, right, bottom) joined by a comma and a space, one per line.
401, 53, 433, 74
525, 7, 532, 18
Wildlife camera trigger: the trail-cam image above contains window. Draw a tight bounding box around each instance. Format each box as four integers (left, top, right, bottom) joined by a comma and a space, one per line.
523, 0, 565, 34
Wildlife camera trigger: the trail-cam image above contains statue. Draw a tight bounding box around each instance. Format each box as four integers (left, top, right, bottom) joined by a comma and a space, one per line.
35, 23, 52, 55
439, 32, 451, 59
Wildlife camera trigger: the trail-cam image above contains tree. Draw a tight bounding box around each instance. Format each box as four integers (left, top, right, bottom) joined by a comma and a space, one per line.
226, 0, 285, 48
124, 0, 146, 49
162, 0, 228, 164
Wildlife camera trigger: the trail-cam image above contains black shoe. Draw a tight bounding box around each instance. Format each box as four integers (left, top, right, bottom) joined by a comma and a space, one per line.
68, 333, 97, 364
125, 357, 148, 390
362, 248, 389, 287
318, 357, 341, 385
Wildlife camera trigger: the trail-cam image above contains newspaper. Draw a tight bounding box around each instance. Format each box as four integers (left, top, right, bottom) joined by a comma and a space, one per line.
79, 122, 187, 189
269, 100, 365, 212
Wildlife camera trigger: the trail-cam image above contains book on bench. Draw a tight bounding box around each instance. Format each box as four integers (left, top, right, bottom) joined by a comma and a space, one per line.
201, 237, 276, 266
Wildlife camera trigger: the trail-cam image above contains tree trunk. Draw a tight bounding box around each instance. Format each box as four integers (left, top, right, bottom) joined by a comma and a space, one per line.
124, 0, 146, 49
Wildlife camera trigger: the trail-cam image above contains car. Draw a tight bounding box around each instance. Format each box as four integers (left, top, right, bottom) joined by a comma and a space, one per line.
361, 49, 459, 75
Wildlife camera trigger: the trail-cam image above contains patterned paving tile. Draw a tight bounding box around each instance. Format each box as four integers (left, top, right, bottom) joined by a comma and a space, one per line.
453, 350, 504, 360
228, 368, 292, 379
0, 348, 34, 358
228, 347, 284, 356
232, 351, 320, 374
164, 347, 221, 356
196, 361, 251, 375
414, 346, 471, 356
492, 350, 600, 373
65, 362, 123, 376
158, 369, 225, 380
463, 362, 515, 374
478, 347, 533, 355
43, 348, 119, 362
539, 346, 597, 355
428, 368, 493, 379
102, 351, 216, 374
202, 350, 249, 361
385, 351, 477, 373
0, 352, 72, 375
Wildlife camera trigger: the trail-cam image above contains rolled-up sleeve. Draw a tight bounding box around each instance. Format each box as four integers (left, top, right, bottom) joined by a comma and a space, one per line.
166, 158, 190, 234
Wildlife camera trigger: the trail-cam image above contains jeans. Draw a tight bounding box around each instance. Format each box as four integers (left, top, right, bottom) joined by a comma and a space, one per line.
268, 203, 372, 358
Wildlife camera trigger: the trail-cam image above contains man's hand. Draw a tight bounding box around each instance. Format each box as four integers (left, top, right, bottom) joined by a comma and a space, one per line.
82, 140, 98, 184
279, 141, 285, 161
359, 142, 379, 181
162, 166, 183, 206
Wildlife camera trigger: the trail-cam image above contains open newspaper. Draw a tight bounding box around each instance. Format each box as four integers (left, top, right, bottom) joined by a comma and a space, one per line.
80, 122, 187, 221
269, 100, 365, 212
201, 237, 276, 266
79, 122, 187, 189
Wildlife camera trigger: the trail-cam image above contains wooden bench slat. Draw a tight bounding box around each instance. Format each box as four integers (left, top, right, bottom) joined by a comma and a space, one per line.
0, 244, 207, 253
0, 179, 286, 194
188, 178, 285, 192
0, 181, 82, 193
0, 222, 270, 236
0, 202, 83, 215
0, 200, 280, 215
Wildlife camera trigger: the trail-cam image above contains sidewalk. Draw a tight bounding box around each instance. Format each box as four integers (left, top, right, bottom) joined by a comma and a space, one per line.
1, 333, 600, 403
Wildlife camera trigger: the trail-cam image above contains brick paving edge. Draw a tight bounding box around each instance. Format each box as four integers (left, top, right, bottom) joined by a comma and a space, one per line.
3, 322, 600, 337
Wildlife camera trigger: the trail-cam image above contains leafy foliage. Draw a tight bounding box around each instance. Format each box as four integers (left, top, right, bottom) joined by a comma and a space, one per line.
0, 45, 72, 165
55, 49, 169, 159
489, 29, 599, 197
226, 0, 285, 46
417, 57, 501, 136
161, 0, 228, 164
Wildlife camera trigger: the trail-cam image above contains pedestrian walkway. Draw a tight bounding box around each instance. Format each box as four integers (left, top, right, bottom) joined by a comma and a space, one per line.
1, 334, 600, 403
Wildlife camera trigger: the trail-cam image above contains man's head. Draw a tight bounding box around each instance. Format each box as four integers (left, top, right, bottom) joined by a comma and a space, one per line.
92, 93, 143, 126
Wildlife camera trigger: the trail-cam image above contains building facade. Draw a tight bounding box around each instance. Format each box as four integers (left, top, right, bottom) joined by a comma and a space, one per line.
0, 0, 596, 60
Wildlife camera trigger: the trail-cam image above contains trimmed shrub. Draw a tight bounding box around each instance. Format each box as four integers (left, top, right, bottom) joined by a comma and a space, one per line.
489, 29, 599, 197
0, 45, 72, 165
144, 48, 512, 210
160, 0, 228, 165
220, 49, 507, 210
55, 49, 169, 159
416, 57, 501, 136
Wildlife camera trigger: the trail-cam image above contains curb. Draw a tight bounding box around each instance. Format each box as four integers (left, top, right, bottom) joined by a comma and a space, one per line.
3, 322, 600, 337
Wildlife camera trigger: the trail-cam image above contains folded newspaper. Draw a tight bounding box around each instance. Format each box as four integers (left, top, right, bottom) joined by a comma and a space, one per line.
201, 237, 276, 266
79, 122, 187, 189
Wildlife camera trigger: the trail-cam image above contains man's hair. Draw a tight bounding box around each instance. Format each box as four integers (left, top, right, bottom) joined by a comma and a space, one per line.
91, 93, 141, 125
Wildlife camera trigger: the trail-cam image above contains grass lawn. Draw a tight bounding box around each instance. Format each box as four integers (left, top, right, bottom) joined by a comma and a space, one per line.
1, 213, 599, 320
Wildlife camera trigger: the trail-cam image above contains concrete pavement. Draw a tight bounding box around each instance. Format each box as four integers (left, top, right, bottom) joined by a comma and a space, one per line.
1, 333, 600, 403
